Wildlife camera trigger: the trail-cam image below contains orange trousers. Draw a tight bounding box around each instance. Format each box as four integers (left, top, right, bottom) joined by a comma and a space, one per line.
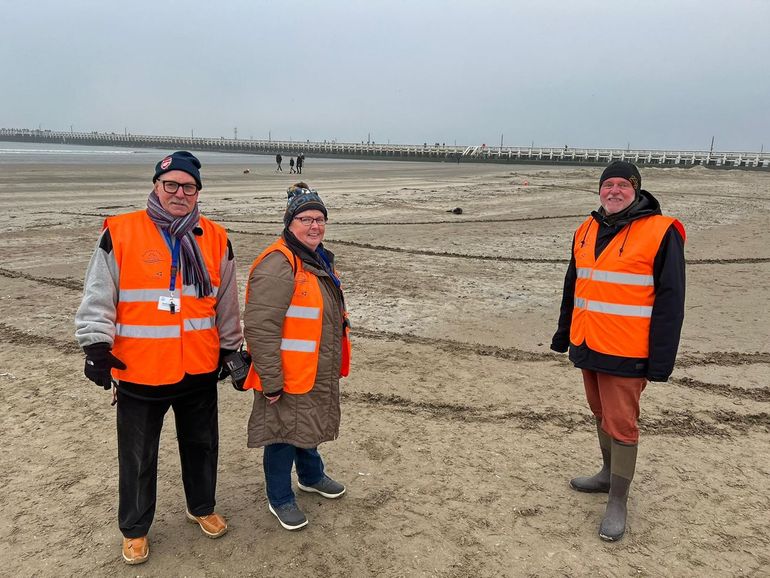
581, 369, 647, 444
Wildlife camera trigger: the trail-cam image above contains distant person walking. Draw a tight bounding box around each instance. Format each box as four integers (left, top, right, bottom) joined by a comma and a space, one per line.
550, 161, 686, 542
296, 154, 304, 174
275, 154, 283, 172
289, 157, 296, 174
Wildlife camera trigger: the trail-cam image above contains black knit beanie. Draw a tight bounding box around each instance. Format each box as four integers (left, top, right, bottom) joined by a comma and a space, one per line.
599, 161, 641, 193
284, 183, 327, 226
152, 151, 203, 190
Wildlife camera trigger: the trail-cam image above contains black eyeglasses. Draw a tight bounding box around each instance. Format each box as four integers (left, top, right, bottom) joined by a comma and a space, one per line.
160, 180, 199, 196
293, 216, 327, 226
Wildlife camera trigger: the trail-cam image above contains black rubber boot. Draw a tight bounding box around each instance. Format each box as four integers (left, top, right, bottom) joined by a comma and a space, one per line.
599, 440, 637, 542
570, 421, 611, 493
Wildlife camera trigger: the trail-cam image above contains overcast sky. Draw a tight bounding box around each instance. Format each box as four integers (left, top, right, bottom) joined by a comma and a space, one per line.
1, 0, 768, 151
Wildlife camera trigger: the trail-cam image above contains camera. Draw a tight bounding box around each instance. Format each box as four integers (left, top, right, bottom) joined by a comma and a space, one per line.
222, 349, 252, 391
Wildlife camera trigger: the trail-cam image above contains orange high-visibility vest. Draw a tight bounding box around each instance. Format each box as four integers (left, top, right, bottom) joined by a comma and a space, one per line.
107, 211, 227, 385
243, 238, 351, 394
570, 215, 685, 359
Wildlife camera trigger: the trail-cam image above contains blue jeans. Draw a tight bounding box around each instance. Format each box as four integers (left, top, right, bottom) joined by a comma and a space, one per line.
263, 444, 325, 507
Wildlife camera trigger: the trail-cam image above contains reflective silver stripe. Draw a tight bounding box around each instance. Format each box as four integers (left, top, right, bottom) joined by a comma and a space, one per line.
119, 286, 220, 301
280, 338, 316, 353
591, 270, 654, 286
182, 284, 219, 297
587, 300, 652, 318
118, 288, 167, 302
285, 305, 321, 320
575, 297, 587, 309
576, 268, 653, 286
184, 316, 216, 331
115, 323, 181, 338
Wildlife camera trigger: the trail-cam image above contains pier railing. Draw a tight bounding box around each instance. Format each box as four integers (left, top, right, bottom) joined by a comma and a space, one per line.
1, 129, 768, 169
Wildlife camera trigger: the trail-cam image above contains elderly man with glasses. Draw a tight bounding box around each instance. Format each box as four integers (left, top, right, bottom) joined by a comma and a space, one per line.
75, 151, 242, 564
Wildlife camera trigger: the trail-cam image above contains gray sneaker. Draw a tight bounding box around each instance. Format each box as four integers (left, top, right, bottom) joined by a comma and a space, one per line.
298, 475, 346, 499
268, 501, 308, 531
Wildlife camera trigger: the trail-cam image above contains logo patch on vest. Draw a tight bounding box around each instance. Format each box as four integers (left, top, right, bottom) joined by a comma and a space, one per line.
143, 249, 164, 264
293, 272, 310, 297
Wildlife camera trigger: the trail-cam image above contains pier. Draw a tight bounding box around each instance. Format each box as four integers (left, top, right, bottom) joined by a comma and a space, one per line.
1, 128, 768, 169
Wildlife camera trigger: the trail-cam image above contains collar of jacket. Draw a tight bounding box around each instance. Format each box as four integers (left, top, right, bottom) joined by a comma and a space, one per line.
591, 189, 663, 229
281, 229, 334, 277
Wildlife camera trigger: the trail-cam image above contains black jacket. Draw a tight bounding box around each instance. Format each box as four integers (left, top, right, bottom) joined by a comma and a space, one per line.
550, 190, 686, 381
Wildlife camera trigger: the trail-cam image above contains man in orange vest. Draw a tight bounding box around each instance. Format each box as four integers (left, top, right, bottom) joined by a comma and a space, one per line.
551, 161, 686, 541
75, 151, 242, 564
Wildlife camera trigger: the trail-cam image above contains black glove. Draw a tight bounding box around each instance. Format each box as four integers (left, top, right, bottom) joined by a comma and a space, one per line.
83, 343, 127, 390
217, 349, 237, 381
220, 347, 252, 391
550, 332, 569, 353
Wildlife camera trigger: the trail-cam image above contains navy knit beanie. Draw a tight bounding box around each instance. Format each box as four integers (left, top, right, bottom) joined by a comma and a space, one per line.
153, 151, 203, 190
284, 183, 327, 226
599, 161, 641, 193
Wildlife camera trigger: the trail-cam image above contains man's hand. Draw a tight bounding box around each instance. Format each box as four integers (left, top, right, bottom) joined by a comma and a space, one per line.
219, 348, 252, 390
83, 343, 126, 390
217, 348, 236, 381
550, 332, 569, 353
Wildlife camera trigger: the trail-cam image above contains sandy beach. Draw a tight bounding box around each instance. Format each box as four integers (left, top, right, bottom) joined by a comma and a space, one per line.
1, 157, 768, 576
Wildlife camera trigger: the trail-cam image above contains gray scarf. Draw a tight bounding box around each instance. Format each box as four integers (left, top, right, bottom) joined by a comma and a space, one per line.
145, 191, 213, 298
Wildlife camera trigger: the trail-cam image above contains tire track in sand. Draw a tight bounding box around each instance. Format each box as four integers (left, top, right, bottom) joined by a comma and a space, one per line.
678, 351, 770, 367
669, 377, 770, 403
1, 265, 767, 403
0, 267, 83, 291
355, 327, 770, 402
0, 322, 80, 354
343, 392, 768, 436
0, 313, 766, 405
14, 219, 770, 265
355, 327, 770, 369
219, 214, 586, 226
226, 229, 770, 266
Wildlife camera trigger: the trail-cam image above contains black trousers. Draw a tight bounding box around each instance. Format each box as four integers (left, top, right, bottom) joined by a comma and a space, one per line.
116, 382, 219, 538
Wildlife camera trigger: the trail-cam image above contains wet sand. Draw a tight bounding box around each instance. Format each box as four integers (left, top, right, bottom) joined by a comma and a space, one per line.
1, 158, 769, 576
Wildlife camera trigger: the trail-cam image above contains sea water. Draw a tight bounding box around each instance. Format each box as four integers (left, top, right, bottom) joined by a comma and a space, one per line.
0, 141, 288, 166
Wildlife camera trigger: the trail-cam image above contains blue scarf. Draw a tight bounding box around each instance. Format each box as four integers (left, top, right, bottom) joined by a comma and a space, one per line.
316, 245, 340, 288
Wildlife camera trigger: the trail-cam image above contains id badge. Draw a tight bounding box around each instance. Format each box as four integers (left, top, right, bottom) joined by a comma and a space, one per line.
158, 295, 181, 313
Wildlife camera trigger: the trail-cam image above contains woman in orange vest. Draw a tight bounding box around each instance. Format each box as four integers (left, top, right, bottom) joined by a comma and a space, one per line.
243, 183, 350, 531
551, 161, 686, 542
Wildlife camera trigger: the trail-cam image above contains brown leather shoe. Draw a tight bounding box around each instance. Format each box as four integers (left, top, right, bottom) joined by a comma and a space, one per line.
186, 510, 228, 538
122, 536, 149, 565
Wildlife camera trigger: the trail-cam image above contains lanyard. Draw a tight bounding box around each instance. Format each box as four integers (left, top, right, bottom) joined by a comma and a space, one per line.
162, 230, 182, 294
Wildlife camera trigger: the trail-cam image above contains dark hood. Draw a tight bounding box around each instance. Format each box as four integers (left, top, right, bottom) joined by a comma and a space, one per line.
591, 189, 662, 228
